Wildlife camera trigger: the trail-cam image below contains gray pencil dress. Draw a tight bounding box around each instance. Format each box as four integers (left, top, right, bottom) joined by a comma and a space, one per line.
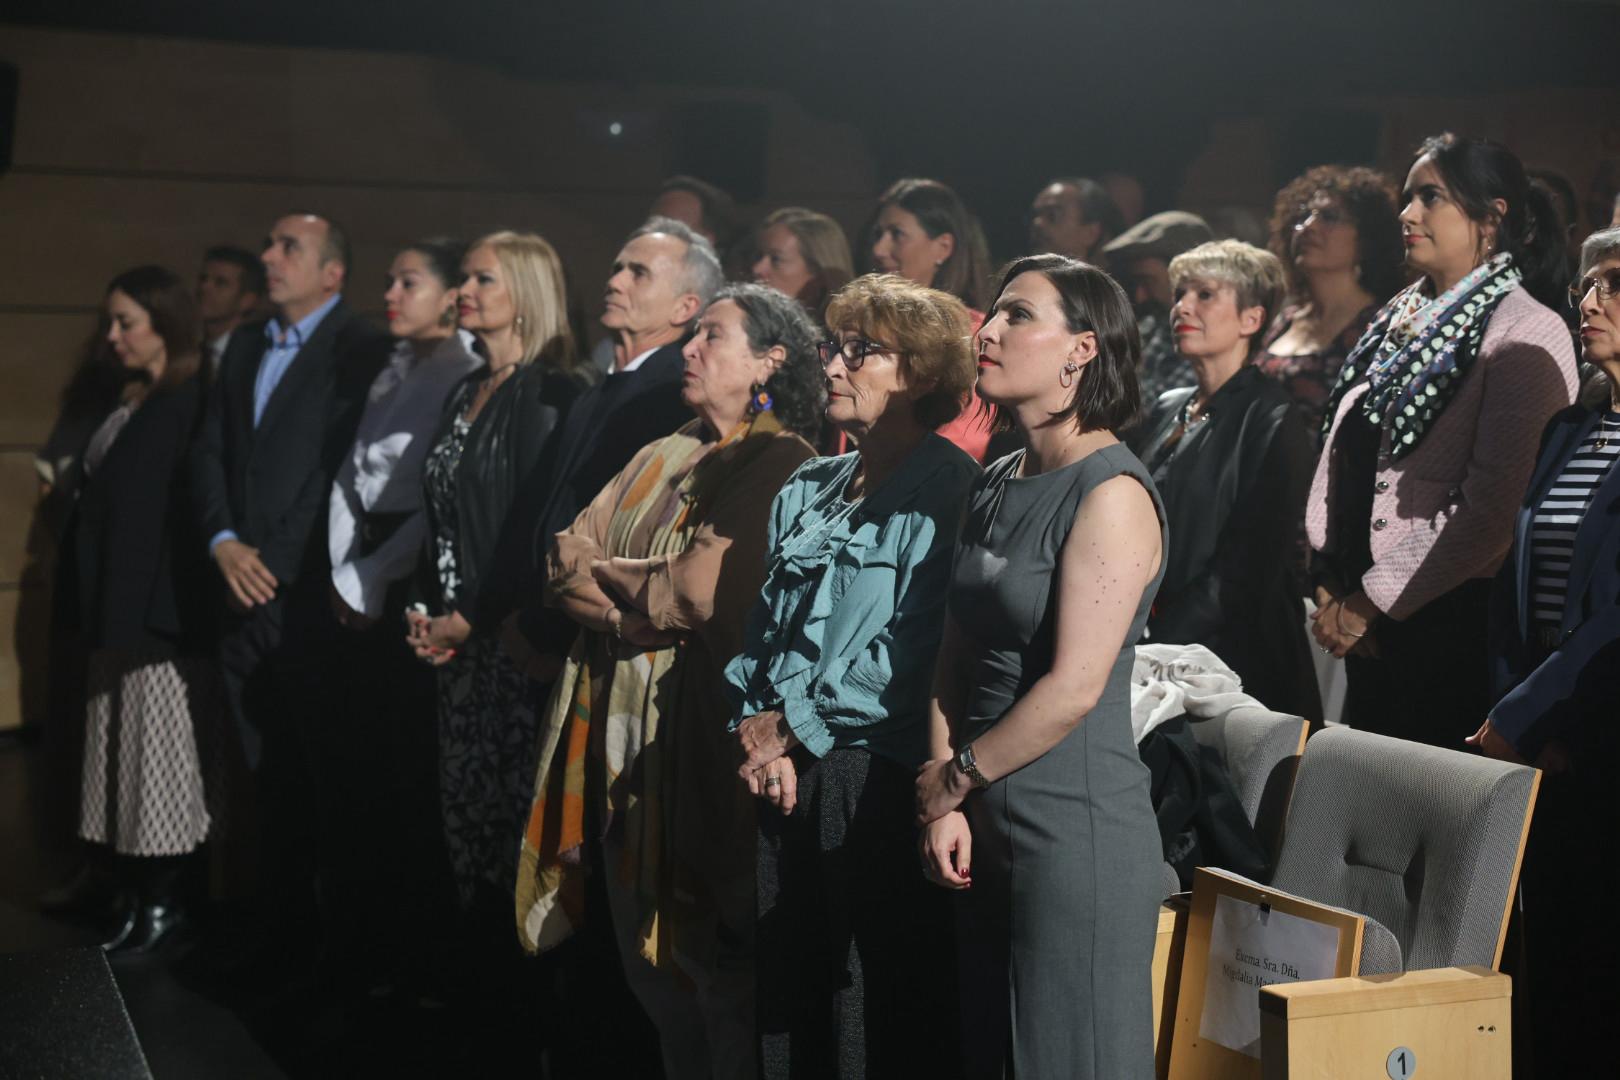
951, 445, 1167, 1079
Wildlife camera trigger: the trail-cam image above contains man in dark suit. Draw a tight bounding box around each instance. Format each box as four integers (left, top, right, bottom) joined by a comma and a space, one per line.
191, 211, 388, 970
499, 216, 722, 655
491, 217, 720, 1072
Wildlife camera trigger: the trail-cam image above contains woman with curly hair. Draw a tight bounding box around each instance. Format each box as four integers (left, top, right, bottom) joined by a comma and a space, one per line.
1254, 165, 1406, 436
517, 284, 824, 1078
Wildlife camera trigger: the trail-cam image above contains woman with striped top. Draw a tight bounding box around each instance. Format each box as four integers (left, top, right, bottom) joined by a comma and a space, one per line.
1475, 225, 1620, 1079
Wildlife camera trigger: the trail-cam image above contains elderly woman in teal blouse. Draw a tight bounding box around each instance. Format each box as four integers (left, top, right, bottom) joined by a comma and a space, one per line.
725, 273, 980, 1077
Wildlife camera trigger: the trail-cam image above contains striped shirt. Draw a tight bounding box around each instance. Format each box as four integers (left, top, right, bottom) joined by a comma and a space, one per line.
1528, 414, 1620, 628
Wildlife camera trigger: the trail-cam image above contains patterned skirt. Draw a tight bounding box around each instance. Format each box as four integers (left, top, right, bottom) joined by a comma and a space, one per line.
78, 648, 224, 856
437, 635, 540, 906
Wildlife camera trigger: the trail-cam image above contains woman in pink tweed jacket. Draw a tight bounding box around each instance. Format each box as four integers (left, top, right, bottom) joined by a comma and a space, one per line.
1306, 134, 1577, 748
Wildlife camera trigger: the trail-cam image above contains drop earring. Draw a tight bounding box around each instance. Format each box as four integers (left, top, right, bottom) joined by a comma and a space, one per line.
1059, 361, 1080, 389
749, 383, 774, 414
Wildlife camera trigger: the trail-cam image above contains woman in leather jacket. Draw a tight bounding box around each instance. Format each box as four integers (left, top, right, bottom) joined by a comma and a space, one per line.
406, 230, 590, 912
1128, 240, 1322, 721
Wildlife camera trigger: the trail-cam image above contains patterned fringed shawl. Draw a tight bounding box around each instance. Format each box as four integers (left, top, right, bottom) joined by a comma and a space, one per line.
515, 412, 791, 963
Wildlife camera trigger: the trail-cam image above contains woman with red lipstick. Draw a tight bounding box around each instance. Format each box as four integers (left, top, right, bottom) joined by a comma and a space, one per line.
408, 230, 589, 916
869, 177, 996, 460
1473, 224, 1620, 1078
918, 254, 1163, 1078
325, 238, 477, 981
1128, 240, 1321, 721
727, 274, 979, 1076
330, 238, 478, 631
1306, 134, 1578, 748
64, 266, 220, 951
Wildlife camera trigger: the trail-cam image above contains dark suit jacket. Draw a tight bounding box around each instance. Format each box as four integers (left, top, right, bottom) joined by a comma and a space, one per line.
1129, 366, 1321, 721
507, 341, 694, 651
67, 377, 212, 653
190, 298, 390, 588
1489, 404, 1620, 757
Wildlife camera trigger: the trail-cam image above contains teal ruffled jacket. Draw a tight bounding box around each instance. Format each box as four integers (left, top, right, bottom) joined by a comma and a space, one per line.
723, 433, 980, 767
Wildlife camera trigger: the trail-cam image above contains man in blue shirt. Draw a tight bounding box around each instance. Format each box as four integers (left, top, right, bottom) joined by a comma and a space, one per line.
190, 211, 388, 973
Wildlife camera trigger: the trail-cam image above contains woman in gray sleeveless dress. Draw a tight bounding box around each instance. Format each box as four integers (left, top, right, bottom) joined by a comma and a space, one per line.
916, 255, 1167, 1078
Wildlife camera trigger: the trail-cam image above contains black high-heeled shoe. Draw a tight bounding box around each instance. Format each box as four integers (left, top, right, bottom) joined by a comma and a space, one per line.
106, 901, 189, 955
101, 853, 194, 954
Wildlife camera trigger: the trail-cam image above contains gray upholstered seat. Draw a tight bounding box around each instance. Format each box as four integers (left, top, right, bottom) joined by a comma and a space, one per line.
1187, 706, 1308, 868
1269, 727, 1536, 975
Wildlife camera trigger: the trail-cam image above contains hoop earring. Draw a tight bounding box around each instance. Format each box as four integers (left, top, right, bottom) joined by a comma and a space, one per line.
1059, 361, 1080, 389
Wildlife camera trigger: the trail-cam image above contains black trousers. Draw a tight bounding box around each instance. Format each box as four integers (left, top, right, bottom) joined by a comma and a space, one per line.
1516, 720, 1618, 1077
756, 747, 961, 1079
215, 580, 345, 967
1343, 578, 1492, 750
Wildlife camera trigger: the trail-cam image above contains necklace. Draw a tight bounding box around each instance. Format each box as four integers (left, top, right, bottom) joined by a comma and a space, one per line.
1179, 393, 1210, 432
1596, 412, 1620, 451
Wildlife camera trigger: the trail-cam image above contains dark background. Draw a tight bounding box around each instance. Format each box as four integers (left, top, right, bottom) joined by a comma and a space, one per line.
8, 0, 1620, 255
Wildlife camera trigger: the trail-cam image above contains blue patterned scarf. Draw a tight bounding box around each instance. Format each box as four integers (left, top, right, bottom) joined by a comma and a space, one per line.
1324, 253, 1522, 460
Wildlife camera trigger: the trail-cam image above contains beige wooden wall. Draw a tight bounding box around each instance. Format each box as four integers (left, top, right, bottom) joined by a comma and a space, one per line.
0, 27, 878, 730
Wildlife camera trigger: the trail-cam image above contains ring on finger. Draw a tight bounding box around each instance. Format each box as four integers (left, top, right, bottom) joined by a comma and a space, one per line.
764, 775, 781, 789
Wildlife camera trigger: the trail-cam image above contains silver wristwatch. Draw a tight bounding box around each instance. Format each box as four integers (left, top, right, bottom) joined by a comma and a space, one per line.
955, 743, 990, 789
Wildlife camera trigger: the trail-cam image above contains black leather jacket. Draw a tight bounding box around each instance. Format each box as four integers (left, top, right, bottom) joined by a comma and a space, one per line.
1129, 365, 1321, 721
419, 361, 589, 633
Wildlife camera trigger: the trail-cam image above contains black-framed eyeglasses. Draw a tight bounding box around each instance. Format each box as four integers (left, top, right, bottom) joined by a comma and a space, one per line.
1570, 269, 1620, 307
816, 337, 890, 371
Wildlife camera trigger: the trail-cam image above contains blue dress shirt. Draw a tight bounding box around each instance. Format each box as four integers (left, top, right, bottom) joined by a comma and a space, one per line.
209, 293, 343, 555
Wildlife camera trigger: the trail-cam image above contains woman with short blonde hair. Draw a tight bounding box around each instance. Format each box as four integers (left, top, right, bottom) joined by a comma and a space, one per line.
1129, 239, 1322, 720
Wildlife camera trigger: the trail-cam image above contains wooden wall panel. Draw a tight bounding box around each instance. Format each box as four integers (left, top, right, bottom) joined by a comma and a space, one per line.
0, 313, 95, 449
0, 26, 882, 732
0, 453, 41, 587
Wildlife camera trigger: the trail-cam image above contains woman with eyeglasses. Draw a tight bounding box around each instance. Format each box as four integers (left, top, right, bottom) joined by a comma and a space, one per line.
1306, 134, 1578, 749
1472, 226, 1620, 1077
1254, 165, 1406, 438
725, 273, 980, 1076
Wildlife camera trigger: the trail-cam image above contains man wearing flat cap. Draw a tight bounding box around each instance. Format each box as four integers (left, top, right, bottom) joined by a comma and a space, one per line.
1102, 210, 1214, 420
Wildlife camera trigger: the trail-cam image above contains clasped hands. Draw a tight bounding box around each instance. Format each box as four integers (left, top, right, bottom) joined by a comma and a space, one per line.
736, 710, 800, 815
1310, 587, 1381, 659
916, 757, 975, 892
406, 608, 470, 665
